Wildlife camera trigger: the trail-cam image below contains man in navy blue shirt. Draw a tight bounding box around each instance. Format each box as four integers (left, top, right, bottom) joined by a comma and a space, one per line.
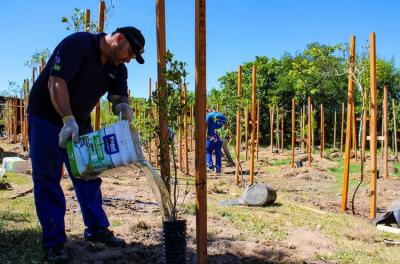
206, 108, 227, 174
28, 26, 144, 262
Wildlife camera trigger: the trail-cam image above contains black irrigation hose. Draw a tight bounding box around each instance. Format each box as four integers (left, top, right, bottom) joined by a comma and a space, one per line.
351, 175, 363, 215
351, 107, 366, 215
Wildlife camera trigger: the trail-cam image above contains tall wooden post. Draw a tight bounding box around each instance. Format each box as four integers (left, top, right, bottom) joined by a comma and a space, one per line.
6, 100, 9, 140
184, 83, 189, 175
320, 104, 324, 158
302, 105, 306, 153
94, 1, 105, 130
195, 0, 207, 261
179, 115, 183, 172
157, 0, 170, 191
333, 111, 337, 151
270, 108, 274, 152
148, 78, 152, 164
381, 114, 384, 159
13, 98, 17, 143
291, 99, 295, 168
155, 82, 160, 168
249, 65, 257, 185
24, 79, 30, 150
393, 99, 398, 160
276, 108, 280, 150
235, 65, 242, 185
341, 102, 345, 153
190, 106, 194, 150
361, 87, 368, 179
256, 100, 260, 160
369, 32, 377, 220
245, 106, 249, 160
311, 104, 314, 152
85, 9, 90, 32
20, 89, 24, 143
179, 83, 183, 172
341, 35, 355, 213
383, 85, 388, 179
307, 97, 311, 167
281, 110, 284, 153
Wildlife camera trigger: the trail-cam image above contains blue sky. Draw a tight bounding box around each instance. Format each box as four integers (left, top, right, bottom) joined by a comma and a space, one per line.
1, 0, 399, 98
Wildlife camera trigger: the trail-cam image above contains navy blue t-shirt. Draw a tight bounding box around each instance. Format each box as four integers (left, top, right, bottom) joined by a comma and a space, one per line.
28, 32, 128, 134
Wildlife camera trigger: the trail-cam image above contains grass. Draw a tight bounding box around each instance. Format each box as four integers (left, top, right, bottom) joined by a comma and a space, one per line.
207, 187, 400, 264
0, 172, 42, 263
328, 161, 368, 194
271, 158, 290, 166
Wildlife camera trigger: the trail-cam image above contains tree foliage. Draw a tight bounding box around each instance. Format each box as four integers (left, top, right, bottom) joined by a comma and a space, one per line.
61, 0, 115, 33
212, 41, 400, 146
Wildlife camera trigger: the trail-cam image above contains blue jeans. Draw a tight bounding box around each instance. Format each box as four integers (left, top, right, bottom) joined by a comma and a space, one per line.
206, 137, 223, 172
28, 115, 109, 249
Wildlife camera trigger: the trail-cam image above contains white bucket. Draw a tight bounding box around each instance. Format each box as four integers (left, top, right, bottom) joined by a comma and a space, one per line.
66, 120, 140, 178
2, 157, 31, 173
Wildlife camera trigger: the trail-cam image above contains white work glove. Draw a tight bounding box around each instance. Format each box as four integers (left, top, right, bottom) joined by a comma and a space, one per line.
113, 103, 134, 121
59, 115, 79, 148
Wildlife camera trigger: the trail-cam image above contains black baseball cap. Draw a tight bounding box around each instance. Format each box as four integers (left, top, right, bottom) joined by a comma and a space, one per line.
115, 26, 145, 64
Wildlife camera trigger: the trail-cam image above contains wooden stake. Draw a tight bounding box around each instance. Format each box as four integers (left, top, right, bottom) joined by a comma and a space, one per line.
369, 32, 377, 220
184, 83, 189, 176
341, 35, 355, 213
245, 106, 249, 160
235, 65, 242, 185
148, 78, 152, 164
249, 65, 257, 186
320, 104, 324, 158
270, 108, 273, 152
155, 83, 160, 169
20, 89, 23, 143
361, 87, 368, 179
341, 102, 345, 153
276, 108, 280, 150
281, 109, 284, 153
383, 85, 388, 179
85, 9, 90, 32
256, 100, 260, 160
322, 106, 325, 153
157, 0, 170, 191
190, 106, 194, 150
291, 99, 295, 168
24, 80, 30, 150
179, 115, 183, 172
333, 111, 337, 151
393, 99, 398, 160
13, 98, 17, 143
302, 105, 306, 153
381, 112, 384, 159
311, 104, 314, 152
94, 1, 105, 131
307, 97, 311, 167
195, 0, 207, 261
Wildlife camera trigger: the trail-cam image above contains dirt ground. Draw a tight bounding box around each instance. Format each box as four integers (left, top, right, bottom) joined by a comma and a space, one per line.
1, 139, 400, 263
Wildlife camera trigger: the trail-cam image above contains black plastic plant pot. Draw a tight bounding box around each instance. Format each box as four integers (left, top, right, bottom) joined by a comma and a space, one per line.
296, 160, 303, 168
162, 219, 187, 264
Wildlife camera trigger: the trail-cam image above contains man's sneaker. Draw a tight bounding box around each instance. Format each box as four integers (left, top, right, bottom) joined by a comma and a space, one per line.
84, 228, 126, 247
44, 244, 70, 263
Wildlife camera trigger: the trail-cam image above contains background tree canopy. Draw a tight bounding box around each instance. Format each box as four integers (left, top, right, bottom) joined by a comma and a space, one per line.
209, 42, 400, 146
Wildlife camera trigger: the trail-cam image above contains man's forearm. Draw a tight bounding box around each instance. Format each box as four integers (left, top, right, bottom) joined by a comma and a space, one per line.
48, 76, 73, 118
